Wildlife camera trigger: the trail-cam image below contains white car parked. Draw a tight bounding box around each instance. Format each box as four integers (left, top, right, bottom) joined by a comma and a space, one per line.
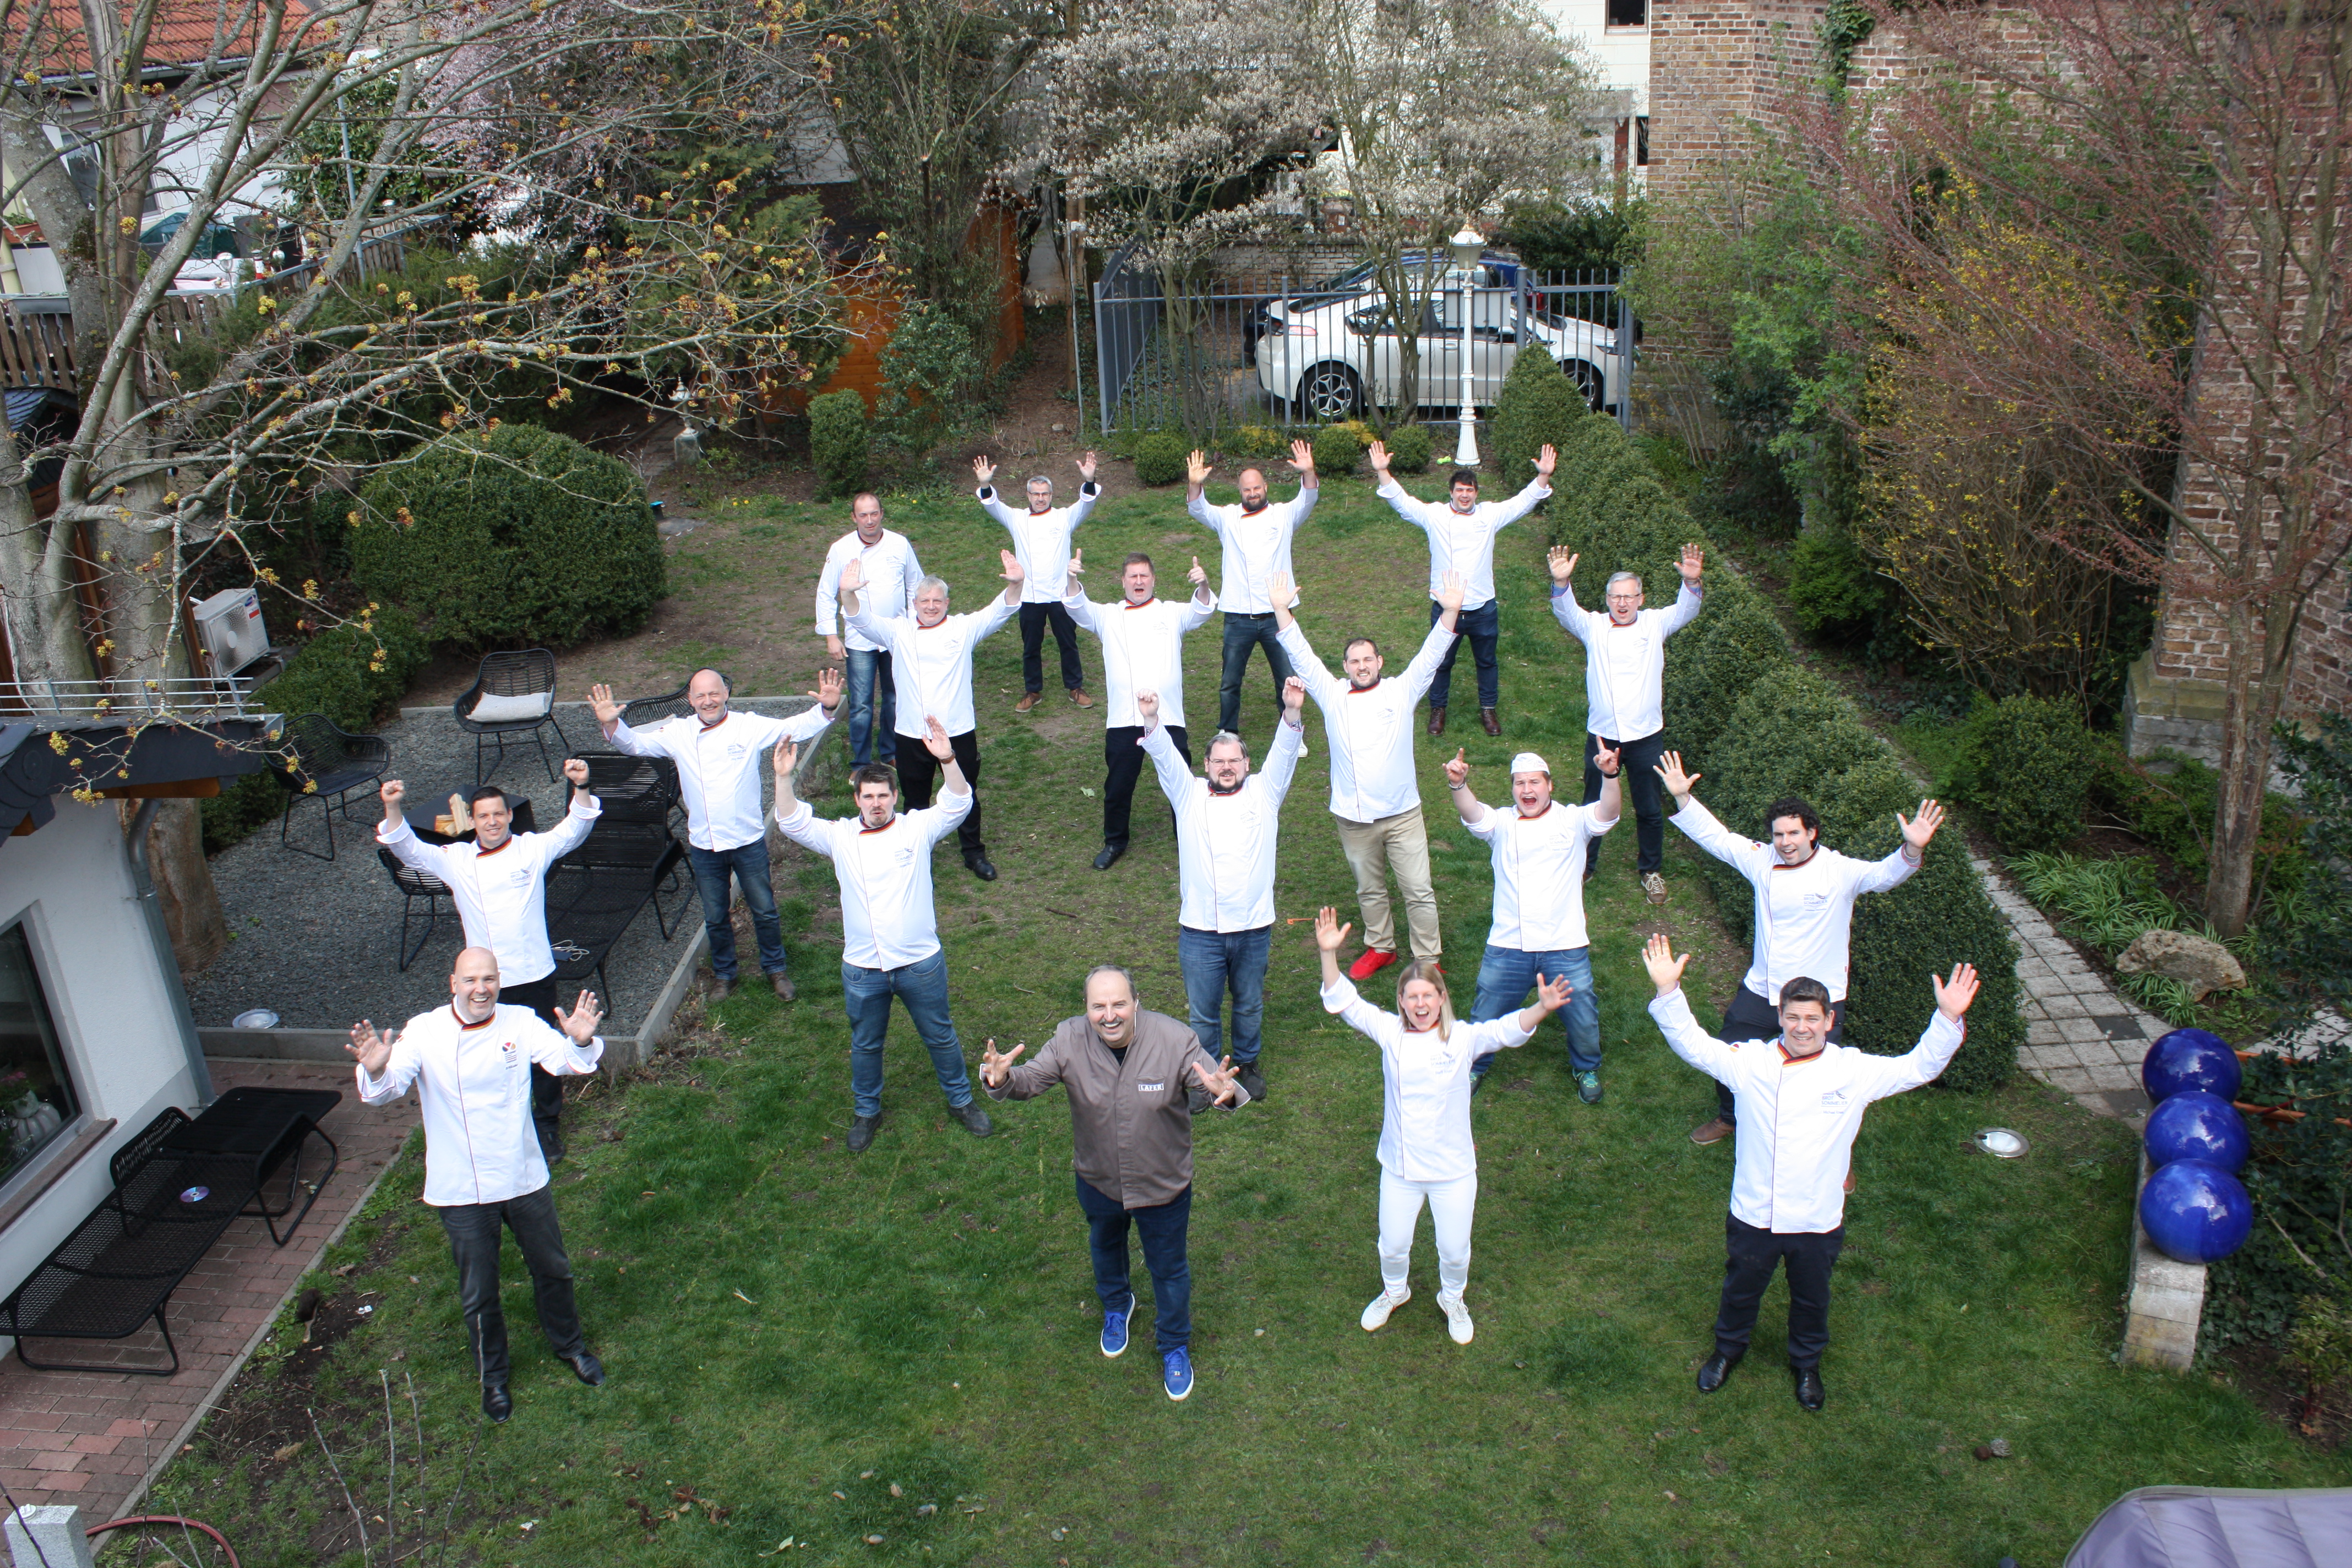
1252, 271, 1625, 421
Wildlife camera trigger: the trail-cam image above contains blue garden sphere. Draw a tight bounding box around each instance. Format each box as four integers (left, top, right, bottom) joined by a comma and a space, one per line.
2142, 1028, 2241, 1103
2142, 1090, 2250, 1174
2138, 1159, 2253, 1264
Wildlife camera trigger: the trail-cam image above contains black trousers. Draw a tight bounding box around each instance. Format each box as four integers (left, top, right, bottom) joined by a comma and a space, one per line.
1712, 989, 1847, 1124
1582, 730, 1669, 874
1103, 725, 1190, 849
499, 976, 567, 1159
435, 1184, 584, 1388
896, 728, 984, 855
1714, 1213, 1844, 1370
1020, 601, 1085, 695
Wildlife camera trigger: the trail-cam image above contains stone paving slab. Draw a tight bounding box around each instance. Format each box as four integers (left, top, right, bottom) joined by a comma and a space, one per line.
1972, 857, 2162, 1124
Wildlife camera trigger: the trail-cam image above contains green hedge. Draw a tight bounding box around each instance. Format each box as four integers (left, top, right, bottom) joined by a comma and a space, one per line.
1545, 410, 2021, 1090
351, 424, 665, 649
1493, 344, 1586, 484
1382, 423, 1433, 473
809, 389, 872, 500
1959, 694, 2100, 853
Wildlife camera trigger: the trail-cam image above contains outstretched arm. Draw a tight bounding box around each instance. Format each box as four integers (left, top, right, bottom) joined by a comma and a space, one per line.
1445, 748, 1489, 829
1589, 739, 1623, 826
1641, 935, 1741, 1085
1854, 963, 1977, 1101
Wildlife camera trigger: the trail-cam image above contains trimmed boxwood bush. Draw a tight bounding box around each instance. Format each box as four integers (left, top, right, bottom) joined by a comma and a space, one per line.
1961, 694, 2100, 853
809, 389, 870, 500
1310, 422, 1365, 478
351, 424, 664, 649
1381, 422, 1434, 473
1547, 409, 2022, 1089
1134, 431, 1188, 487
1493, 344, 1585, 486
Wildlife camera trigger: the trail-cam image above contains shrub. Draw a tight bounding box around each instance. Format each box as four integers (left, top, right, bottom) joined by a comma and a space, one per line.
809, 390, 871, 501
1492, 346, 1583, 486
1785, 525, 1887, 640
2007, 850, 2248, 1024
352, 425, 662, 650
2206, 1034, 2352, 1356
876, 301, 983, 458
1133, 431, 1188, 487
1958, 694, 2099, 853
1310, 422, 1365, 478
1381, 423, 1433, 473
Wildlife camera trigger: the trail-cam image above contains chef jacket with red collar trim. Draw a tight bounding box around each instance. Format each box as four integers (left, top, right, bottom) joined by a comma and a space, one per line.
607, 704, 836, 851
1648, 987, 1966, 1233
978, 482, 1100, 605
847, 595, 1019, 739
1064, 586, 1217, 729
356, 1002, 603, 1206
773, 787, 971, 970
1278, 616, 1456, 823
377, 796, 600, 985
1322, 977, 1533, 1183
1377, 475, 1552, 610
1185, 487, 1314, 614
1550, 579, 1704, 742
1144, 716, 1303, 933
1461, 797, 1614, 952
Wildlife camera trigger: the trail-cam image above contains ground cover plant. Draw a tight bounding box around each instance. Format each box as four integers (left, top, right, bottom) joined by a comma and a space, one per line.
148, 481, 2350, 1566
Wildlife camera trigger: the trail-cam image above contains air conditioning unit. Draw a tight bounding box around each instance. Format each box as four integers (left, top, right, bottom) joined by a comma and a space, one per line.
191, 586, 269, 676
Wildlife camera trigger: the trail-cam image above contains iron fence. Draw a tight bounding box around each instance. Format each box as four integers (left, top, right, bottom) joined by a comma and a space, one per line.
1093, 253, 1633, 440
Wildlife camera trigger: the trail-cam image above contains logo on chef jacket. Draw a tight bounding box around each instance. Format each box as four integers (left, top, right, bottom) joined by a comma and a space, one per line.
1820, 1087, 1850, 1110
510, 865, 534, 886
501, 1039, 520, 1070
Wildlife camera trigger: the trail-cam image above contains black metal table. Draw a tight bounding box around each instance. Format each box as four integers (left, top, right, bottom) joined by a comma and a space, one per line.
159, 1086, 341, 1245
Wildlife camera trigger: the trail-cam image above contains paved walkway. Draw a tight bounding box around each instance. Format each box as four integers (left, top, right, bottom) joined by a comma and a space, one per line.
0, 1059, 418, 1522
1975, 856, 2165, 1124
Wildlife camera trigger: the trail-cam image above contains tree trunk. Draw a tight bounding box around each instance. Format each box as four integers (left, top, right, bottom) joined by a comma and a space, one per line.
2205, 601, 2291, 938
122, 798, 230, 976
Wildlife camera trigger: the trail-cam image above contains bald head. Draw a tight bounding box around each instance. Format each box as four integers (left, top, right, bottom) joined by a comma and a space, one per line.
688, 667, 731, 724
450, 947, 501, 1020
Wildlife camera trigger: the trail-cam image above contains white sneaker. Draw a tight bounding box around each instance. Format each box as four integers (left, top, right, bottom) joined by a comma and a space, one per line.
1436, 1291, 1473, 1344
1360, 1286, 1411, 1331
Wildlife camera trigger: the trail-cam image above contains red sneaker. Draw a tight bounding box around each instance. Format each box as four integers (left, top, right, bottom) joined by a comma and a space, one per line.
1347, 948, 1398, 982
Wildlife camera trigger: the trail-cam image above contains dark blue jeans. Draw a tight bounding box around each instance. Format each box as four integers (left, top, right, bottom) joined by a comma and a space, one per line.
842, 949, 974, 1117
843, 646, 897, 767
1427, 597, 1501, 710
436, 1184, 582, 1389
687, 840, 785, 981
1217, 612, 1294, 733
1468, 944, 1600, 1077
1179, 924, 1271, 1065
1075, 1174, 1193, 1354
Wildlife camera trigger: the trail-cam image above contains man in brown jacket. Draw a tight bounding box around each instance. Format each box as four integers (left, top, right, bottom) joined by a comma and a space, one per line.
982, 965, 1246, 1402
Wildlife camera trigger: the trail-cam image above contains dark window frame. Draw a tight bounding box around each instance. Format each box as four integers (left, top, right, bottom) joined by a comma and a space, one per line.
0, 918, 84, 1194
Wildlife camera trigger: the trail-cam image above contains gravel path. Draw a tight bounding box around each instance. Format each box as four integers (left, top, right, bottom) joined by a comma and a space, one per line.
188, 699, 824, 1032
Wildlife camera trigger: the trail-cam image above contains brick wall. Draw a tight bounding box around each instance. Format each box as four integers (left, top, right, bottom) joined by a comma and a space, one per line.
1646, 0, 1830, 206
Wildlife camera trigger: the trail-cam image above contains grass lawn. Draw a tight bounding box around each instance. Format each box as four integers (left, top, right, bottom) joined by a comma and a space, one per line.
149, 478, 2349, 1568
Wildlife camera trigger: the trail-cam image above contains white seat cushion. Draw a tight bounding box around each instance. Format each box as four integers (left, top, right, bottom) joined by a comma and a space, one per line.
468, 690, 552, 722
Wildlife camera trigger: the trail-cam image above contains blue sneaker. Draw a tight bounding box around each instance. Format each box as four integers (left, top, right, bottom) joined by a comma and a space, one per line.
1100, 1305, 1130, 1359
1162, 1346, 1194, 1402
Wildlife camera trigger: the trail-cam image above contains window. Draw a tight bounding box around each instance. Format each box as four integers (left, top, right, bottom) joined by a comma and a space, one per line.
0, 923, 79, 1189
1608, 0, 1647, 26
1637, 116, 1651, 167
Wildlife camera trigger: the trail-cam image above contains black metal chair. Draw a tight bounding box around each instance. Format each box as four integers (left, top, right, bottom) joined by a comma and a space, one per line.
454, 649, 569, 784
619, 683, 693, 731
377, 847, 453, 971
557, 819, 690, 938
575, 753, 681, 826
273, 712, 391, 862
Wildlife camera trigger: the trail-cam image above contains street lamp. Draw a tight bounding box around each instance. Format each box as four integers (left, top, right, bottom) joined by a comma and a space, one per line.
1450, 225, 1483, 466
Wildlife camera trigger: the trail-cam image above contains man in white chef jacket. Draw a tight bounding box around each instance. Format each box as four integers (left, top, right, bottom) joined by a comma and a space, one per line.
1063, 549, 1217, 871
973, 451, 1099, 712
815, 492, 925, 767
347, 948, 608, 1423
1185, 440, 1317, 737
1642, 933, 1978, 1412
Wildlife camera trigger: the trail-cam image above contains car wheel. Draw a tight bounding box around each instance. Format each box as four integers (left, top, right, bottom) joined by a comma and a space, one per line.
1562, 360, 1605, 413
1294, 363, 1364, 421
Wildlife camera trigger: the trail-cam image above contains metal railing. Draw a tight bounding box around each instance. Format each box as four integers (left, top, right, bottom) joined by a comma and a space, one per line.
1093, 256, 1634, 438
0, 675, 271, 722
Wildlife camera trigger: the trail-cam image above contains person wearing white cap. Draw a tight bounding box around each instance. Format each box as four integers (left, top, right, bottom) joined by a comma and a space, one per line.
1269, 568, 1464, 981
1314, 906, 1572, 1346
1547, 541, 1706, 906
1444, 741, 1621, 1103
972, 451, 1099, 712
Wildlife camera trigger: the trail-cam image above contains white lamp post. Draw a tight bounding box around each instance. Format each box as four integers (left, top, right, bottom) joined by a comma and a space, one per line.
1450, 225, 1483, 466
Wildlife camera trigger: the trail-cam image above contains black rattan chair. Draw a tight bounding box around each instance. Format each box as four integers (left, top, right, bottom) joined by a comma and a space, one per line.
575, 753, 681, 827
618, 683, 693, 731
377, 847, 452, 971
274, 713, 391, 862
454, 649, 569, 784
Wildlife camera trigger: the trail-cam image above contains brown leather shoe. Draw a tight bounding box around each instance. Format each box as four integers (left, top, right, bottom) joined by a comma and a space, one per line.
1689, 1117, 1733, 1147
1069, 688, 1095, 708
710, 976, 738, 1001
1427, 705, 1447, 736
771, 972, 796, 1001
1479, 707, 1501, 736
1015, 692, 1041, 712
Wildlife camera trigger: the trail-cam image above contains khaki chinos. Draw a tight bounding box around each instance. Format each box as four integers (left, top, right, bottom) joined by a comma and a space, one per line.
1336, 805, 1441, 959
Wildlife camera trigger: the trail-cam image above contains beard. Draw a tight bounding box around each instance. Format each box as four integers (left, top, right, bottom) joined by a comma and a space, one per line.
1240, 497, 1267, 514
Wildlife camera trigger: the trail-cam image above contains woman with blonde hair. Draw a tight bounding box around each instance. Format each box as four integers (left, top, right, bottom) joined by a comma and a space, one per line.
1315, 906, 1572, 1344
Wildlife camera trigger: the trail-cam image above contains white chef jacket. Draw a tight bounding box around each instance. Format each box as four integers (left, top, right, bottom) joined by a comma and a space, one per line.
1378, 477, 1551, 609
1279, 618, 1455, 823
1463, 798, 1613, 952
978, 482, 1099, 605
774, 787, 971, 970
1650, 987, 1966, 1233
815, 529, 924, 653
1145, 717, 1303, 933
1186, 488, 1315, 614
1065, 589, 1217, 729
607, 705, 836, 852
1551, 580, 1703, 742
1672, 797, 1921, 1004
847, 595, 1017, 739
1323, 977, 1533, 1183
356, 1003, 603, 1206
377, 797, 600, 985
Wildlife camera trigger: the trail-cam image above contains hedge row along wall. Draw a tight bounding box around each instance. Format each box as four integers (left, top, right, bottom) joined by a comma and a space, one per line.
1547, 411, 2022, 1090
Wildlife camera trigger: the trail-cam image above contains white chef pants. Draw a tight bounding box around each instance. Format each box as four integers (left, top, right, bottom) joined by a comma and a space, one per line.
1377, 1168, 1478, 1297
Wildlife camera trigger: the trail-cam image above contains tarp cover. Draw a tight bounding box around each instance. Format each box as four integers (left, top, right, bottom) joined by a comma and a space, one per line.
2065, 1486, 2352, 1568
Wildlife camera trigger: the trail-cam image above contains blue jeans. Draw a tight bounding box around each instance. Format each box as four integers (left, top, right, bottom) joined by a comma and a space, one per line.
1427, 597, 1501, 710
842, 950, 974, 1117
843, 647, 897, 767
1217, 612, 1294, 734
1076, 1174, 1193, 1353
687, 840, 785, 981
1468, 944, 1600, 1076
1178, 924, 1271, 1065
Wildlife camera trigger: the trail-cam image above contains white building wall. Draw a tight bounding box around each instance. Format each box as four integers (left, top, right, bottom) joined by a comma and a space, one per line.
0, 802, 205, 1303
1543, 0, 1652, 110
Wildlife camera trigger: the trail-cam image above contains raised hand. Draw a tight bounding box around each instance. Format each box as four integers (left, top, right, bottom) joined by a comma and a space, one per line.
380, 778, 406, 813
1642, 933, 1691, 996
1188, 556, 1207, 587
1270, 570, 1295, 606
811, 666, 844, 711
1186, 449, 1212, 488
1547, 545, 1578, 585
1136, 690, 1161, 723
1535, 443, 1557, 478
1654, 749, 1700, 801
839, 557, 865, 595
1282, 675, 1308, 716
979, 1037, 1025, 1088
972, 454, 997, 487
1000, 548, 1025, 584
1366, 439, 1392, 475
1932, 961, 1980, 1021
1066, 548, 1086, 590
1899, 798, 1945, 853
588, 682, 623, 727
1443, 747, 1469, 788
563, 756, 590, 789
1532, 969, 1575, 1014
345, 1020, 395, 1077
1191, 1053, 1242, 1106
772, 737, 801, 778
554, 990, 604, 1044
1592, 738, 1622, 777
1314, 905, 1352, 953
1287, 437, 1315, 475
1679, 542, 1705, 584
1076, 450, 1098, 484
1438, 569, 1466, 614
923, 715, 955, 760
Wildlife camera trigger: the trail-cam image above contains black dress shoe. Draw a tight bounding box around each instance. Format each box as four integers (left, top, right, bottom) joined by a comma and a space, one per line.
1792, 1365, 1825, 1411
847, 1112, 882, 1153
1234, 1061, 1266, 1102
950, 1102, 994, 1137
964, 850, 998, 882
560, 1349, 605, 1386
1092, 843, 1125, 871
483, 1384, 513, 1422
1696, 1351, 1741, 1393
